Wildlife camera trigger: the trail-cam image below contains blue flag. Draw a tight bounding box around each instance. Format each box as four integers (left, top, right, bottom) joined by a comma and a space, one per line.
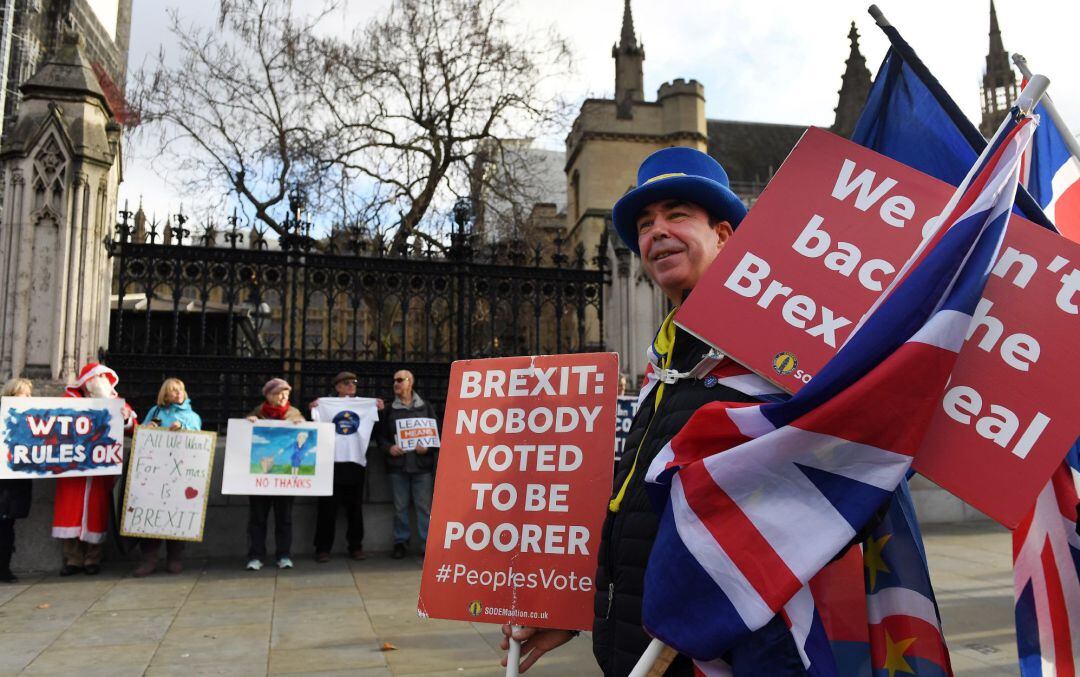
852, 20, 1055, 232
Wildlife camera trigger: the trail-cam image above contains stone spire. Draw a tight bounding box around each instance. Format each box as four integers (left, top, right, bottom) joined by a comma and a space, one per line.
612, 0, 645, 117
619, 0, 638, 49
831, 22, 872, 139
980, 0, 1018, 137
134, 199, 147, 243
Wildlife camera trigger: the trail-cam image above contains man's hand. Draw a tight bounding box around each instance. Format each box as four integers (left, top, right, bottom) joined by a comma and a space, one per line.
416, 444, 428, 456
375, 398, 385, 411
499, 625, 575, 673
389, 445, 405, 457
309, 399, 319, 409
169, 421, 182, 431
246, 416, 258, 423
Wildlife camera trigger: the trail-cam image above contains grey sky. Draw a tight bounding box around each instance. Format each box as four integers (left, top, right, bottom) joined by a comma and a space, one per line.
119, 0, 1080, 221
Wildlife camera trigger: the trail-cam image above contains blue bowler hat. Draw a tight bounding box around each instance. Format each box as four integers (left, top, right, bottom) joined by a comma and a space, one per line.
611, 147, 747, 255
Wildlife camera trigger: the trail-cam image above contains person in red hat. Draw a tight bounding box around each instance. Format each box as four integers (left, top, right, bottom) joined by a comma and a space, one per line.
53, 363, 137, 576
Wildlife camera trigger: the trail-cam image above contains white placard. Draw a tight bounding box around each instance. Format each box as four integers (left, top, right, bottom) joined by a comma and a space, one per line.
121, 427, 217, 541
394, 417, 440, 451
312, 397, 379, 465
221, 419, 335, 495
0, 397, 125, 478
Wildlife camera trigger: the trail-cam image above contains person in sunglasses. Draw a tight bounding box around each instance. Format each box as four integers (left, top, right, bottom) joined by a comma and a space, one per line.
377, 370, 439, 559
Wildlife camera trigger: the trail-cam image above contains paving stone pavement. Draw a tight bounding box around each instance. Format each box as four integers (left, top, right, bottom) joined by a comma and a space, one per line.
0, 521, 1019, 675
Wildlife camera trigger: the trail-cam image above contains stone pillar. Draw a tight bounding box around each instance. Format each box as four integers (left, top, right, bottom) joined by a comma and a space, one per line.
0, 33, 120, 383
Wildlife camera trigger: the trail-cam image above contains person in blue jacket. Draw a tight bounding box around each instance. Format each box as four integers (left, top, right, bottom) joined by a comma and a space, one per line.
144, 378, 203, 432
134, 378, 203, 577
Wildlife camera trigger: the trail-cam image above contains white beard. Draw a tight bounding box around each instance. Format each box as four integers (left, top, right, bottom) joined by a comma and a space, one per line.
83, 377, 114, 398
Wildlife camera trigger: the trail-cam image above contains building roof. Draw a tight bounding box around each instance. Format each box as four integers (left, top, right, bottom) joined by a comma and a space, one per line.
21, 32, 111, 114
706, 119, 807, 188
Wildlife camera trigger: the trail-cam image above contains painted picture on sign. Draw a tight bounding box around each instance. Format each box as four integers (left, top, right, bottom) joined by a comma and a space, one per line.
250, 427, 317, 476
0, 397, 126, 478
221, 419, 335, 496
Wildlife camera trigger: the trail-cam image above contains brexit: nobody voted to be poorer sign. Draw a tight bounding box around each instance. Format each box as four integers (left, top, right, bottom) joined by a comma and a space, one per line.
419, 353, 617, 631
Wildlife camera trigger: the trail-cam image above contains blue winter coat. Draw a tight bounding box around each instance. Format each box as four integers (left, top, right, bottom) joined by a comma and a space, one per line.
145, 399, 203, 431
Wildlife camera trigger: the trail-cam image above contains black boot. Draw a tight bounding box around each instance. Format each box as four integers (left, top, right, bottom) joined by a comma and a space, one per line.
0, 547, 15, 583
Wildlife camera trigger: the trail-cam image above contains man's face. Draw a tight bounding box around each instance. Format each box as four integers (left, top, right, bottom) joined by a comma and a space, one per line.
83, 375, 113, 398
636, 200, 732, 303
335, 379, 357, 397
393, 371, 412, 398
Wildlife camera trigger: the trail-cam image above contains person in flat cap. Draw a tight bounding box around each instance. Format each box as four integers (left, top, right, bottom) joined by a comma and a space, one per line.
502, 147, 804, 675
309, 372, 384, 562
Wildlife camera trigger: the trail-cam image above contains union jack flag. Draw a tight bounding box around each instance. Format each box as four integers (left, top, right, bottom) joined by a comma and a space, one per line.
1013, 440, 1080, 675
1013, 76, 1080, 677
642, 111, 1038, 670
1019, 93, 1080, 242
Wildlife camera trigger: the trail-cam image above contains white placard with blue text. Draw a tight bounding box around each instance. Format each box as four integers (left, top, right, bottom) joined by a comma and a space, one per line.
0, 397, 126, 478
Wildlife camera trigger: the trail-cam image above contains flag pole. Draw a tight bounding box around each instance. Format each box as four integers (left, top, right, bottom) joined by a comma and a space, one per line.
1012, 53, 1080, 165
505, 627, 522, 677
505, 630, 522, 677
865, 4, 1057, 232
628, 637, 665, 677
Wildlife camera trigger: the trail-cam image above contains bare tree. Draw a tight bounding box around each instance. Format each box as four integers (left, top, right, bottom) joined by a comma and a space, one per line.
128, 0, 331, 235
130, 0, 570, 246
305, 0, 571, 252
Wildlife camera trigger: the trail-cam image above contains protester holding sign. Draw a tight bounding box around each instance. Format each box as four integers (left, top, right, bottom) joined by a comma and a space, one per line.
0, 378, 33, 583
133, 378, 204, 577
52, 363, 136, 576
310, 371, 383, 563
501, 148, 791, 675
378, 369, 438, 559
244, 378, 304, 570
144, 378, 202, 431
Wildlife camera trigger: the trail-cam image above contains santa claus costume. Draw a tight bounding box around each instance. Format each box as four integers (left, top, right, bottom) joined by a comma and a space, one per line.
53, 363, 136, 575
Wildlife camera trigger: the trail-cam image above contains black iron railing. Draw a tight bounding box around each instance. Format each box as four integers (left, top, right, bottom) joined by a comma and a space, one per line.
103, 206, 608, 429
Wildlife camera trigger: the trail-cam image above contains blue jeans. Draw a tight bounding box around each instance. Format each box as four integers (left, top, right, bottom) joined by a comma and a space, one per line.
389, 472, 433, 545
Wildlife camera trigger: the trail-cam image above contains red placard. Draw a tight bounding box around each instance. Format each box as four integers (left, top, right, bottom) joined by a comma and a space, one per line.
418, 353, 617, 630
677, 127, 1080, 527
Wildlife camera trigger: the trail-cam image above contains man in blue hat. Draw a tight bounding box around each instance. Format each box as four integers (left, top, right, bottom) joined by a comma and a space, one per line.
501, 147, 804, 675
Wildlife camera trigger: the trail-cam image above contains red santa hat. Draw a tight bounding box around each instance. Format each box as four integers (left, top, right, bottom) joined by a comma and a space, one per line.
64, 362, 119, 397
